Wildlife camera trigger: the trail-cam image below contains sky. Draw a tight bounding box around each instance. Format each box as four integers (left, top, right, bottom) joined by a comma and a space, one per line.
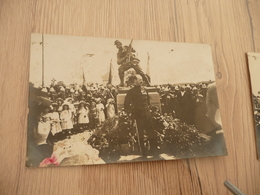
248, 52, 260, 95
30, 34, 216, 87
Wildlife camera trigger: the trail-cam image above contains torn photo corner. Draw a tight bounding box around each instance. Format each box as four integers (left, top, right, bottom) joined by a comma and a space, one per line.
27, 33, 227, 167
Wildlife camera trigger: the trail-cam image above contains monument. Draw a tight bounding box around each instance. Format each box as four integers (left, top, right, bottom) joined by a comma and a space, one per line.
114, 39, 161, 112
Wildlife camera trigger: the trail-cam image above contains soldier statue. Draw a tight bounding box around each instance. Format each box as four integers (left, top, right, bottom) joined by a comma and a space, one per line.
114, 40, 151, 87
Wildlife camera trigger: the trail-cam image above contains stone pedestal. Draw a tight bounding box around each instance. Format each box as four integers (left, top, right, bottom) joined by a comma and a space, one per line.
116, 87, 161, 112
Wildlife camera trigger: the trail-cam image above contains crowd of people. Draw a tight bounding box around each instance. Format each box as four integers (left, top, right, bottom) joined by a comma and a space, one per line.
157, 82, 220, 134
31, 82, 118, 144
28, 79, 221, 165
33, 81, 214, 139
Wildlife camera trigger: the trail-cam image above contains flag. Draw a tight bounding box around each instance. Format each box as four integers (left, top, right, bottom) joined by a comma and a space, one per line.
82, 67, 86, 85
108, 59, 113, 84
146, 53, 151, 83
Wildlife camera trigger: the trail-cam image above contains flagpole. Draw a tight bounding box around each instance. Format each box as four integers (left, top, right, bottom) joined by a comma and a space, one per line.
42, 34, 44, 87
147, 52, 150, 83
108, 59, 113, 85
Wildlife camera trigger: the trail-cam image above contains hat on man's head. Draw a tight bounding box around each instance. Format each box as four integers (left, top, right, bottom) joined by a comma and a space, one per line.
96, 97, 101, 102
51, 102, 58, 107
56, 98, 64, 102
114, 40, 121, 45
65, 97, 73, 102
79, 100, 87, 105
186, 85, 191, 89
59, 86, 65, 92
49, 87, 55, 93
73, 101, 80, 105
41, 87, 48, 92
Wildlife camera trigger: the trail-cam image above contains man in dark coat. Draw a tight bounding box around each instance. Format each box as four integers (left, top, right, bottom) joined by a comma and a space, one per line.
124, 75, 158, 158
114, 40, 151, 87
176, 86, 194, 125
161, 90, 175, 114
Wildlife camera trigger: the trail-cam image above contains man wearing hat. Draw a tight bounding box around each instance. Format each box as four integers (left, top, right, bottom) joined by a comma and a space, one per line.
114, 40, 151, 87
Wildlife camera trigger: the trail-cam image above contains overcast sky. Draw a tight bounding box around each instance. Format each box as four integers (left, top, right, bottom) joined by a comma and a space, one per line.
248, 52, 260, 95
30, 34, 216, 87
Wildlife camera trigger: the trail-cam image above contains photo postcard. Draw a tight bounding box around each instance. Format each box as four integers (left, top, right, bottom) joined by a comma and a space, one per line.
27, 34, 227, 167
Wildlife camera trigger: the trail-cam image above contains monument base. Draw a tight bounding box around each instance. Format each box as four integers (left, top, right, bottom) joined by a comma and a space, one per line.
117, 87, 161, 112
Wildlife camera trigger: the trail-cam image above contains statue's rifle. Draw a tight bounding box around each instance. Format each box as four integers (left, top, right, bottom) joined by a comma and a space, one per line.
126, 39, 133, 64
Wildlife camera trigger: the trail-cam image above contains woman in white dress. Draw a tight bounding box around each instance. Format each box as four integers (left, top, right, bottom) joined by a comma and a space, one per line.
106, 98, 115, 118
64, 97, 76, 125
60, 104, 73, 135
77, 101, 90, 131
49, 105, 62, 141
96, 99, 105, 125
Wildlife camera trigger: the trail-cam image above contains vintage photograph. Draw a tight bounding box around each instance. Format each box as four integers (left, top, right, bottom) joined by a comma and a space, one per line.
247, 52, 260, 159
27, 34, 227, 167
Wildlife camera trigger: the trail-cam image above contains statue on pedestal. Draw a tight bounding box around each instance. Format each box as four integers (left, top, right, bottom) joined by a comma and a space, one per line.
114, 40, 151, 87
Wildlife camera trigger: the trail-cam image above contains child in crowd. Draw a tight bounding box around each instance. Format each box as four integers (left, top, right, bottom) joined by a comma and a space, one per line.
77, 101, 90, 132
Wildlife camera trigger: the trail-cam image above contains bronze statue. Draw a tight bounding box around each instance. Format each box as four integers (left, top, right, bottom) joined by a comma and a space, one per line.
114, 40, 151, 87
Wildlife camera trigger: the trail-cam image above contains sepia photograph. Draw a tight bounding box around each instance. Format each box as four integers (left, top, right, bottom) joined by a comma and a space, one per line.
247, 52, 260, 159
27, 34, 227, 167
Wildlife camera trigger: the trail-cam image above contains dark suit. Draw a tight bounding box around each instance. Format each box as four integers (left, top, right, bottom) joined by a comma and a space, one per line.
124, 86, 157, 155
176, 91, 194, 125
161, 93, 174, 114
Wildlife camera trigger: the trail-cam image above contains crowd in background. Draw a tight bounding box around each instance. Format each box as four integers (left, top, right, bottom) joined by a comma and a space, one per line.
27, 80, 221, 166
31, 81, 215, 145
31, 82, 118, 145
157, 82, 213, 130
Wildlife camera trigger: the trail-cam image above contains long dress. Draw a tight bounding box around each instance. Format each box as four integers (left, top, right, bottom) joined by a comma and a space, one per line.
78, 107, 90, 124
68, 103, 76, 124
60, 110, 73, 130
50, 112, 62, 135
106, 100, 115, 118
96, 103, 105, 124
